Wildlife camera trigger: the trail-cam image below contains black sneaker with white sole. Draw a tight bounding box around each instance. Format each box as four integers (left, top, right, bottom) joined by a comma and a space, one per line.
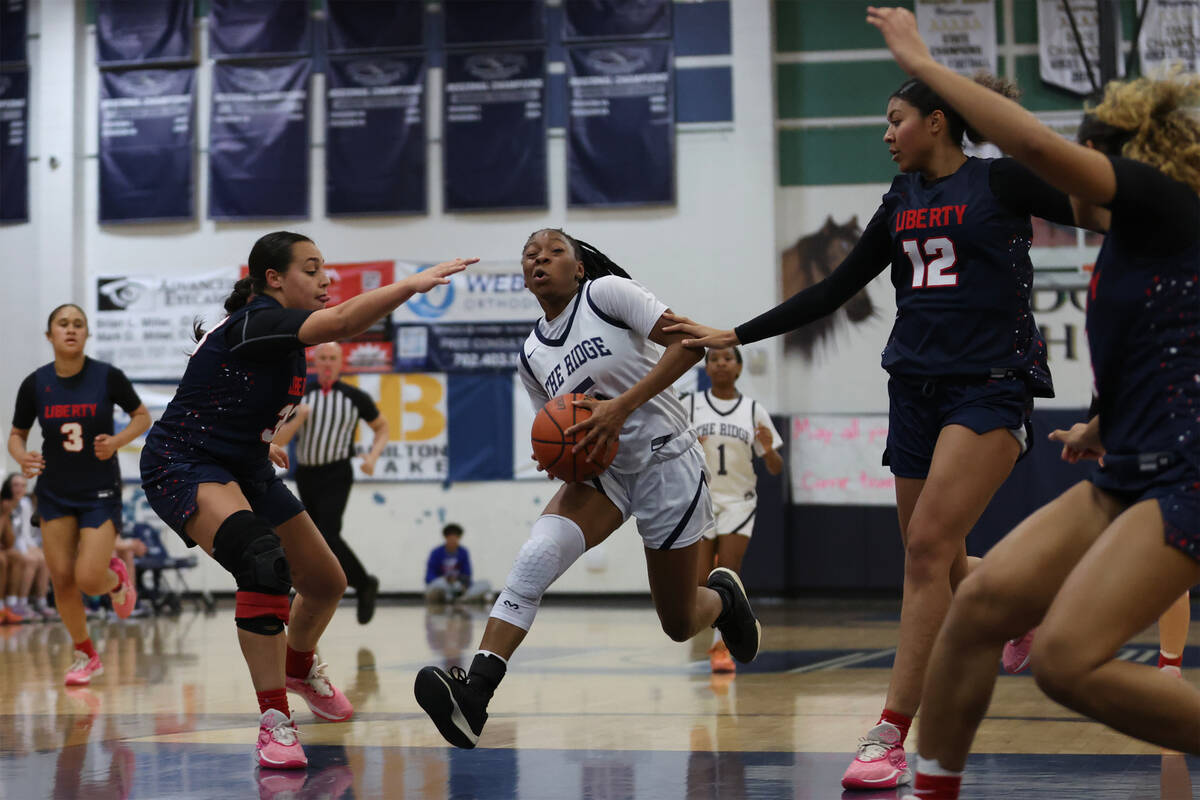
706, 567, 762, 663
414, 665, 489, 749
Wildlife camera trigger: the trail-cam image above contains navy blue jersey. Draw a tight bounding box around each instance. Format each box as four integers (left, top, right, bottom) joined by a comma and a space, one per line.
1087, 156, 1200, 457
11, 357, 142, 503
145, 295, 313, 469
880, 157, 1053, 394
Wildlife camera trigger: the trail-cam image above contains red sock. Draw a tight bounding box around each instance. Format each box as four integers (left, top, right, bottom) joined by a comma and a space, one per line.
285, 646, 314, 679
1159, 651, 1183, 669
879, 708, 913, 745
256, 687, 289, 717
75, 639, 97, 659
911, 771, 962, 799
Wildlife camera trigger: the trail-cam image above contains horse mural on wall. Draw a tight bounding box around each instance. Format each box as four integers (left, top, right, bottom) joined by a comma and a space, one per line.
780, 215, 876, 360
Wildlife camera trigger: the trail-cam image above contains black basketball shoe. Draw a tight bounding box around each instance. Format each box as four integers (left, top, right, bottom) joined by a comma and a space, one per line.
414, 666, 489, 749
707, 567, 762, 663
356, 575, 379, 625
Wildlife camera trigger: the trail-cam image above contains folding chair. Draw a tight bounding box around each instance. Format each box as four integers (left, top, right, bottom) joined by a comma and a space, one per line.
128, 522, 214, 614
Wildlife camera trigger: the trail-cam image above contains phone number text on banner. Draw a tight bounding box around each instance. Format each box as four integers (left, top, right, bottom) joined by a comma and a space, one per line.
395, 322, 531, 372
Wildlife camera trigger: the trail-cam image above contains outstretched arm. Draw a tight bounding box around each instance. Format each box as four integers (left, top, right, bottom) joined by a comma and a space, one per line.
298, 258, 477, 344
867, 6, 1116, 205
664, 208, 892, 348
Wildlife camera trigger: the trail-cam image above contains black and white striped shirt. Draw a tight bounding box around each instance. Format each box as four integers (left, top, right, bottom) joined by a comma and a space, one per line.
294, 379, 381, 467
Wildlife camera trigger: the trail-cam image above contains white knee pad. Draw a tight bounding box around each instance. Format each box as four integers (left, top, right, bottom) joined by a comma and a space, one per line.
490, 514, 586, 631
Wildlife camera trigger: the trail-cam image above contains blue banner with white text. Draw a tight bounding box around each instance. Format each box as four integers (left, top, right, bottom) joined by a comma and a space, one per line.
210, 0, 311, 59
563, 0, 671, 41
100, 68, 195, 223
326, 54, 426, 215
326, 0, 424, 53
210, 59, 310, 220
444, 48, 546, 211
567, 41, 673, 207
97, 0, 193, 66
1, 0, 27, 64
395, 322, 531, 372
443, 0, 545, 46
0, 68, 28, 222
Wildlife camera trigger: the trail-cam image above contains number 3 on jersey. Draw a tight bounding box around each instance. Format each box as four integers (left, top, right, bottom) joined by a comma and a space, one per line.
60, 422, 84, 452
261, 403, 296, 444
903, 236, 958, 288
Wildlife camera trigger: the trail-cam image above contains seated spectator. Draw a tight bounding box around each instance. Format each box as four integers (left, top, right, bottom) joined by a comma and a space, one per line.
4, 474, 54, 620
424, 524, 491, 605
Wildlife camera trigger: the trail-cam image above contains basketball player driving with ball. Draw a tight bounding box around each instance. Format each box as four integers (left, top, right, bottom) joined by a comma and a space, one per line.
414, 228, 763, 750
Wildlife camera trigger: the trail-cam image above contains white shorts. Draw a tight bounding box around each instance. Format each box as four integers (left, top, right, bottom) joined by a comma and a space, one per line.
703, 496, 757, 540
592, 442, 715, 550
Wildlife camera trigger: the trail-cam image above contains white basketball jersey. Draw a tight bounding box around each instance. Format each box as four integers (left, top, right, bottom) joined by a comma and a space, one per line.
519, 276, 694, 475
686, 390, 782, 504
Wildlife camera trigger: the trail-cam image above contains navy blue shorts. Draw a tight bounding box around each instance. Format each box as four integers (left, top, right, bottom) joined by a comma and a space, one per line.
36, 487, 122, 531
1089, 452, 1200, 563
140, 450, 305, 547
884, 375, 1033, 479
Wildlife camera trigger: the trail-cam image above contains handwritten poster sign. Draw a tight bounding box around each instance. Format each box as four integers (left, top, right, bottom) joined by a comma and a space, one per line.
789, 414, 895, 506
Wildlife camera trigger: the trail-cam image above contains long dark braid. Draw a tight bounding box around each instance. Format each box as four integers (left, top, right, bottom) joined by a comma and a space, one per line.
529, 228, 632, 281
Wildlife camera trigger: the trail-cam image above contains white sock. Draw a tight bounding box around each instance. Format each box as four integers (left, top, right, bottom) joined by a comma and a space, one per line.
5, 596, 16, 607
34, 598, 46, 610
477, 649, 508, 665
712, 628, 723, 645
1161, 650, 1180, 660
916, 755, 962, 777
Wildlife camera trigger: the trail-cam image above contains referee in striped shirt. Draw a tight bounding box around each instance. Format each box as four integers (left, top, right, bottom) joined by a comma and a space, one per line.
276, 343, 389, 624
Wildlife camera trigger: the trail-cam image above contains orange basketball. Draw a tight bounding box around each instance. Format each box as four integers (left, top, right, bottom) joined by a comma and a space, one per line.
531, 393, 619, 482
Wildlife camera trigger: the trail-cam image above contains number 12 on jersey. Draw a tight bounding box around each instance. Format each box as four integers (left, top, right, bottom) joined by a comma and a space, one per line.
902, 237, 958, 288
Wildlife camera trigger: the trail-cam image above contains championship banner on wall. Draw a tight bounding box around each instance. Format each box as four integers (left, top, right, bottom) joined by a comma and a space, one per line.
562, 0, 671, 41
210, 59, 310, 220
1037, 0, 1122, 95
1, 0, 26, 65
391, 261, 542, 323
395, 322, 531, 372
210, 0, 311, 59
342, 373, 448, 481
789, 414, 895, 506
99, 68, 195, 223
326, 54, 426, 216
91, 267, 238, 380
96, 0, 193, 66
444, 48, 546, 211
326, 0, 424, 53
0, 68, 28, 222
567, 41, 674, 207
915, 0, 996, 74
1139, 0, 1200, 73
442, 0, 545, 46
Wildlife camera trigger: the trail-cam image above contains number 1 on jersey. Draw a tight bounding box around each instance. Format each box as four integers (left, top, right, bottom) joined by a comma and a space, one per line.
902, 236, 959, 288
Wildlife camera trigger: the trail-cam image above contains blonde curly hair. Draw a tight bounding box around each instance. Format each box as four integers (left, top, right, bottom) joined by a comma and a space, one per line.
1088, 70, 1200, 194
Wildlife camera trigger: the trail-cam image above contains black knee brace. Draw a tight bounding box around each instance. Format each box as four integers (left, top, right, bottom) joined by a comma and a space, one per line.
212, 510, 292, 635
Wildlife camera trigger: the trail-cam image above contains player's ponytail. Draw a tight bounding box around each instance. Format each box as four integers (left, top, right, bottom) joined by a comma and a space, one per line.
892, 74, 1021, 146
569, 237, 632, 281
197, 231, 314, 341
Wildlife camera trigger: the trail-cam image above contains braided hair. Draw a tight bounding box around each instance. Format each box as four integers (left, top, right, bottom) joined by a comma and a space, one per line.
526, 228, 632, 282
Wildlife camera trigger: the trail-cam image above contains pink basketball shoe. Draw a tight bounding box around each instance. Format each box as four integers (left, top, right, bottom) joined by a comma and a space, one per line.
841, 721, 911, 789
1002, 627, 1037, 674
286, 660, 354, 722
256, 709, 307, 769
